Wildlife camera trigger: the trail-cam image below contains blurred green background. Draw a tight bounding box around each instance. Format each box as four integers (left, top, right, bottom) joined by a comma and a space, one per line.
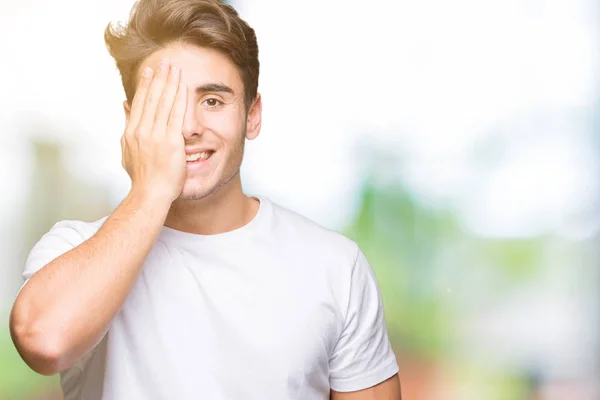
1, 0, 598, 399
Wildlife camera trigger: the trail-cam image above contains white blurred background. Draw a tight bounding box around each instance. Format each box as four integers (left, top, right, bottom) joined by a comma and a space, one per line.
1, 0, 598, 398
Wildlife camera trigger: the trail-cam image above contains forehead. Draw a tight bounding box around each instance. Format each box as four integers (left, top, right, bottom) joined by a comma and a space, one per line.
141, 42, 243, 94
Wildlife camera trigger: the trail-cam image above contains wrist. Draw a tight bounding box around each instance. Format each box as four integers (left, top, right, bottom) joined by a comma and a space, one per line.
126, 187, 173, 213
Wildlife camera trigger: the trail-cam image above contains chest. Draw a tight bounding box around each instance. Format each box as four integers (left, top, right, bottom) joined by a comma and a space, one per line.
105, 247, 342, 397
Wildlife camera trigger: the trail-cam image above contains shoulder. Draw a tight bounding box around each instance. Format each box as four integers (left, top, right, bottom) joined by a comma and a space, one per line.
267, 199, 360, 265
41, 215, 110, 244
23, 215, 110, 281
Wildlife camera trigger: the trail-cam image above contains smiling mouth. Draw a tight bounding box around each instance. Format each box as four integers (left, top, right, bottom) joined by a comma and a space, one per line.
186, 151, 215, 163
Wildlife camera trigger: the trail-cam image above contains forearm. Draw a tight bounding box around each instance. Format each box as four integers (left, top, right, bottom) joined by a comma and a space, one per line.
10, 189, 171, 375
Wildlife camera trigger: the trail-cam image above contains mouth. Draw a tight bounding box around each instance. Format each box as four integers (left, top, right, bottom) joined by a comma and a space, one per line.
186, 150, 215, 164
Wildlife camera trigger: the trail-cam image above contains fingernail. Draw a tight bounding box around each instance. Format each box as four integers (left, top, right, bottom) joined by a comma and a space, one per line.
143, 67, 153, 79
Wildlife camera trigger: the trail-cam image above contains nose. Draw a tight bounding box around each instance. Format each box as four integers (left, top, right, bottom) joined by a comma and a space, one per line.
181, 96, 204, 140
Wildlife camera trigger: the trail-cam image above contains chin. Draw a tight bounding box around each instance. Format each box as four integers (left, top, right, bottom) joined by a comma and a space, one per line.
178, 186, 217, 201
177, 168, 239, 201
175, 177, 210, 199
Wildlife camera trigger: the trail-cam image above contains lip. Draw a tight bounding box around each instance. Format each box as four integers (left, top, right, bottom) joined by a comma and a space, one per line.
185, 147, 215, 155
185, 149, 216, 171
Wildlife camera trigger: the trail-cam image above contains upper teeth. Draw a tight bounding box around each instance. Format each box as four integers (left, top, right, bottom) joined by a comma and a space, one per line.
186, 151, 211, 161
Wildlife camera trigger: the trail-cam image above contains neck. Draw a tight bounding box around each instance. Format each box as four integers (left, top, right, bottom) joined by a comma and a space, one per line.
164, 174, 259, 235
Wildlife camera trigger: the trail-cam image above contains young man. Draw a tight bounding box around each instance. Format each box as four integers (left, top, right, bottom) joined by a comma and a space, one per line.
9, 0, 401, 398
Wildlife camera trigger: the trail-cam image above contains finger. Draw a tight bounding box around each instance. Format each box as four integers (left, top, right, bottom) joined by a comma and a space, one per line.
154, 63, 180, 132
138, 59, 171, 135
167, 72, 187, 136
125, 67, 153, 138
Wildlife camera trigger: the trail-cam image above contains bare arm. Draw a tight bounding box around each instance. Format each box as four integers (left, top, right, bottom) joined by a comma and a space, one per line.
10, 191, 170, 375
331, 374, 402, 400
9, 59, 187, 376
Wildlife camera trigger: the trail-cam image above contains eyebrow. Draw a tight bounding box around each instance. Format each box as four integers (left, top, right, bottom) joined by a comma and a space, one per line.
195, 83, 235, 95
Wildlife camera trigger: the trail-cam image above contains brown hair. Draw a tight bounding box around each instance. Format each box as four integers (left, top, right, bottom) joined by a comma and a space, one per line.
104, 0, 259, 110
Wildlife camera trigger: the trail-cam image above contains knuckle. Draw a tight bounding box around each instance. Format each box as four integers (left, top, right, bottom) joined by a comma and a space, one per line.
151, 125, 164, 136
155, 104, 167, 118
135, 124, 148, 136
148, 132, 162, 144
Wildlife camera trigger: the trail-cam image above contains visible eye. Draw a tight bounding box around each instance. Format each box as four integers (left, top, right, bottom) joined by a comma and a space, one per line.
202, 98, 223, 108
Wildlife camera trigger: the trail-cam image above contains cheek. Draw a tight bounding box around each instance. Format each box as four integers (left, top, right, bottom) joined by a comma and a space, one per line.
203, 109, 246, 141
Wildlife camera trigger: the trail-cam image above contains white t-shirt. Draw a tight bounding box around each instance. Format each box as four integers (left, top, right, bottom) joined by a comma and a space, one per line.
21, 196, 399, 400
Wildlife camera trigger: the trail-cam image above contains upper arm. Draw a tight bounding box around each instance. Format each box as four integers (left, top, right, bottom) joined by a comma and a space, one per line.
10, 221, 87, 373
328, 244, 399, 393
12, 220, 86, 316
22, 221, 85, 279
331, 373, 402, 399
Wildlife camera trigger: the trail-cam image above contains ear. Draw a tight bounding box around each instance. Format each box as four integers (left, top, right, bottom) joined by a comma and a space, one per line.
123, 100, 131, 125
245, 93, 262, 141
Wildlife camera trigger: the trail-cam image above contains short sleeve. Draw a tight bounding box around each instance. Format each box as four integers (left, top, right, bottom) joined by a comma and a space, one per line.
21, 221, 87, 284
328, 246, 399, 392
